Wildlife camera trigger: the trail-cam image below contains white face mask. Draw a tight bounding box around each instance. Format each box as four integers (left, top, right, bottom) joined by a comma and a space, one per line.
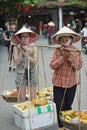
61, 39, 72, 47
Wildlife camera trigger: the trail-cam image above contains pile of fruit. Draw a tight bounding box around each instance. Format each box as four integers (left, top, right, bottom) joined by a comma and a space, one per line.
17, 98, 48, 111
1, 88, 30, 97
9, 89, 18, 96
37, 87, 53, 98
1, 89, 18, 97
60, 110, 87, 124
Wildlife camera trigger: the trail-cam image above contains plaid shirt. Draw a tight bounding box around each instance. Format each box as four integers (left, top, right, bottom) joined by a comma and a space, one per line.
50, 45, 82, 88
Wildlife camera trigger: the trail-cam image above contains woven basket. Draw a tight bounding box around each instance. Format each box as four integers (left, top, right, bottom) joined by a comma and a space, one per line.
1, 94, 18, 102
61, 118, 87, 130
1, 93, 28, 103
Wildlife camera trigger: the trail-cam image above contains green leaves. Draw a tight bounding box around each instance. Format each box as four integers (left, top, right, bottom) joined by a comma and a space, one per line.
23, 0, 30, 6
0, 0, 87, 14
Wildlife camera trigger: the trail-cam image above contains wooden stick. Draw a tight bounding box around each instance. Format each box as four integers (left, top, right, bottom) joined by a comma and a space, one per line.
36, 44, 82, 52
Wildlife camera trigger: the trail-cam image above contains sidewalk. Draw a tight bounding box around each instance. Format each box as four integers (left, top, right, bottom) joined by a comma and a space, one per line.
0, 37, 58, 130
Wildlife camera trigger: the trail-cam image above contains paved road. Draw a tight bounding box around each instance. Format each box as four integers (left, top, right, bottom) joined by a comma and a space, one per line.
0, 36, 87, 130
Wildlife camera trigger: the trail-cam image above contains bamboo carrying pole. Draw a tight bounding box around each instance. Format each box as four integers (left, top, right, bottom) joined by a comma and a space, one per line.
36, 44, 82, 52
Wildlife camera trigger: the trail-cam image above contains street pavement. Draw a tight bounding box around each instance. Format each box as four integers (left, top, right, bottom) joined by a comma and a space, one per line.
0, 35, 87, 130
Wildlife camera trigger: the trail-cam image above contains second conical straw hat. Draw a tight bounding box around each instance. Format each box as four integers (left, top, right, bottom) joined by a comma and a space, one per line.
51, 26, 80, 44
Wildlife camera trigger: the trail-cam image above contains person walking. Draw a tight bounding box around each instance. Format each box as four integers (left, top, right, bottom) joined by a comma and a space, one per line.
50, 26, 82, 130
47, 21, 56, 44
11, 26, 38, 103
80, 22, 87, 49
39, 21, 43, 36
3, 21, 17, 71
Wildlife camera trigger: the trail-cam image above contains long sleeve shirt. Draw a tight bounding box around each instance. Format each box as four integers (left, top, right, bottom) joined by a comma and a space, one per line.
50, 45, 82, 88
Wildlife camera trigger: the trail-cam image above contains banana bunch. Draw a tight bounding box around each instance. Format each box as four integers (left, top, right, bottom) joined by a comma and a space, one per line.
37, 87, 53, 98
32, 98, 48, 106
81, 119, 87, 124
61, 110, 75, 116
18, 102, 35, 111
40, 98, 48, 106
17, 98, 48, 111
64, 115, 72, 123
38, 90, 47, 97
61, 110, 87, 124
32, 98, 41, 106
60, 110, 75, 123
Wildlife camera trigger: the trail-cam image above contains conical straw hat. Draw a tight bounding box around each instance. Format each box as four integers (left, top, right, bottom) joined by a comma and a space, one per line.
48, 21, 55, 26
11, 26, 38, 45
51, 26, 80, 44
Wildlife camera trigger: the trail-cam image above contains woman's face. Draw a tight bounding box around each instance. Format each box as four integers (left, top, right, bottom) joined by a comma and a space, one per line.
20, 33, 30, 46
60, 36, 70, 44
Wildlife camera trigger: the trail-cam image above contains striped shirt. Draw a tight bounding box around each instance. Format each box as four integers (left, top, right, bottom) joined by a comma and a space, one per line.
50, 45, 82, 88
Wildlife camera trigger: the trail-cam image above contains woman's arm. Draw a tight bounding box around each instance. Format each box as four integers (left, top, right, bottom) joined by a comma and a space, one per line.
50, 48, 64, 70
3, 35, 11, 41
13, 46, 22, 65
68, 51, 82, 70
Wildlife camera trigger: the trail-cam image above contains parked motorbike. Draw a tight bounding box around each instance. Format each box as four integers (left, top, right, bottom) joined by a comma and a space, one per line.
81, 37, 87, 54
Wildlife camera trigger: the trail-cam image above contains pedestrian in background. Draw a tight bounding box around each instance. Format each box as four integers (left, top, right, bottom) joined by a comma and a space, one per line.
3, 21, 17, 71
39, 21, 43, 36
76, 19, 82, 33
80, 22, 87, 49
70, 16, 76, 32
50, 26, 82, 130
47, 21, 56, 44
12, 26, 38, 103
81, 22, 87, 36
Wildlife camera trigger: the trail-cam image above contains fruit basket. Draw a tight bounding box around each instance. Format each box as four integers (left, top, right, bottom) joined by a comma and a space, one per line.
1, 90, 18, 102
60, 110, 87, 130
1, 89, 29, 102
1, 94, 18, 102
61, 118, 87, 130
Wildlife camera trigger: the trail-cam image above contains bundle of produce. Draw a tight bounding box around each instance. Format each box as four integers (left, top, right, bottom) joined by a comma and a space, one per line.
17, 98, 48, 111
60, 110, 87, 130
37, 87, 53, 100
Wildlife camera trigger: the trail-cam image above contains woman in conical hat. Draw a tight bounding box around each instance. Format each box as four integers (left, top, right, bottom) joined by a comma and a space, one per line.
12, 26, 39, 103
47, 21, 56, 44
50, 26, 82, 130
12, 26, 38, 46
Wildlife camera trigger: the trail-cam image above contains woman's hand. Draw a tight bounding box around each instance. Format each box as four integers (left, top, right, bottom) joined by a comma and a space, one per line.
60, 47, 73, 57
60, 47, 68, 57
18, 44, 23, 52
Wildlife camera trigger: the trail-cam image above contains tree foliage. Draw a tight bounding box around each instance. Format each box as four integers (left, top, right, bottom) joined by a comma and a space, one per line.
0, 0, 87, 14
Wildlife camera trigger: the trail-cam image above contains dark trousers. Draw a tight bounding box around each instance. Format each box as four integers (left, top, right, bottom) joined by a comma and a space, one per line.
48, 34, 51, 44
53, 85, 77, 128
